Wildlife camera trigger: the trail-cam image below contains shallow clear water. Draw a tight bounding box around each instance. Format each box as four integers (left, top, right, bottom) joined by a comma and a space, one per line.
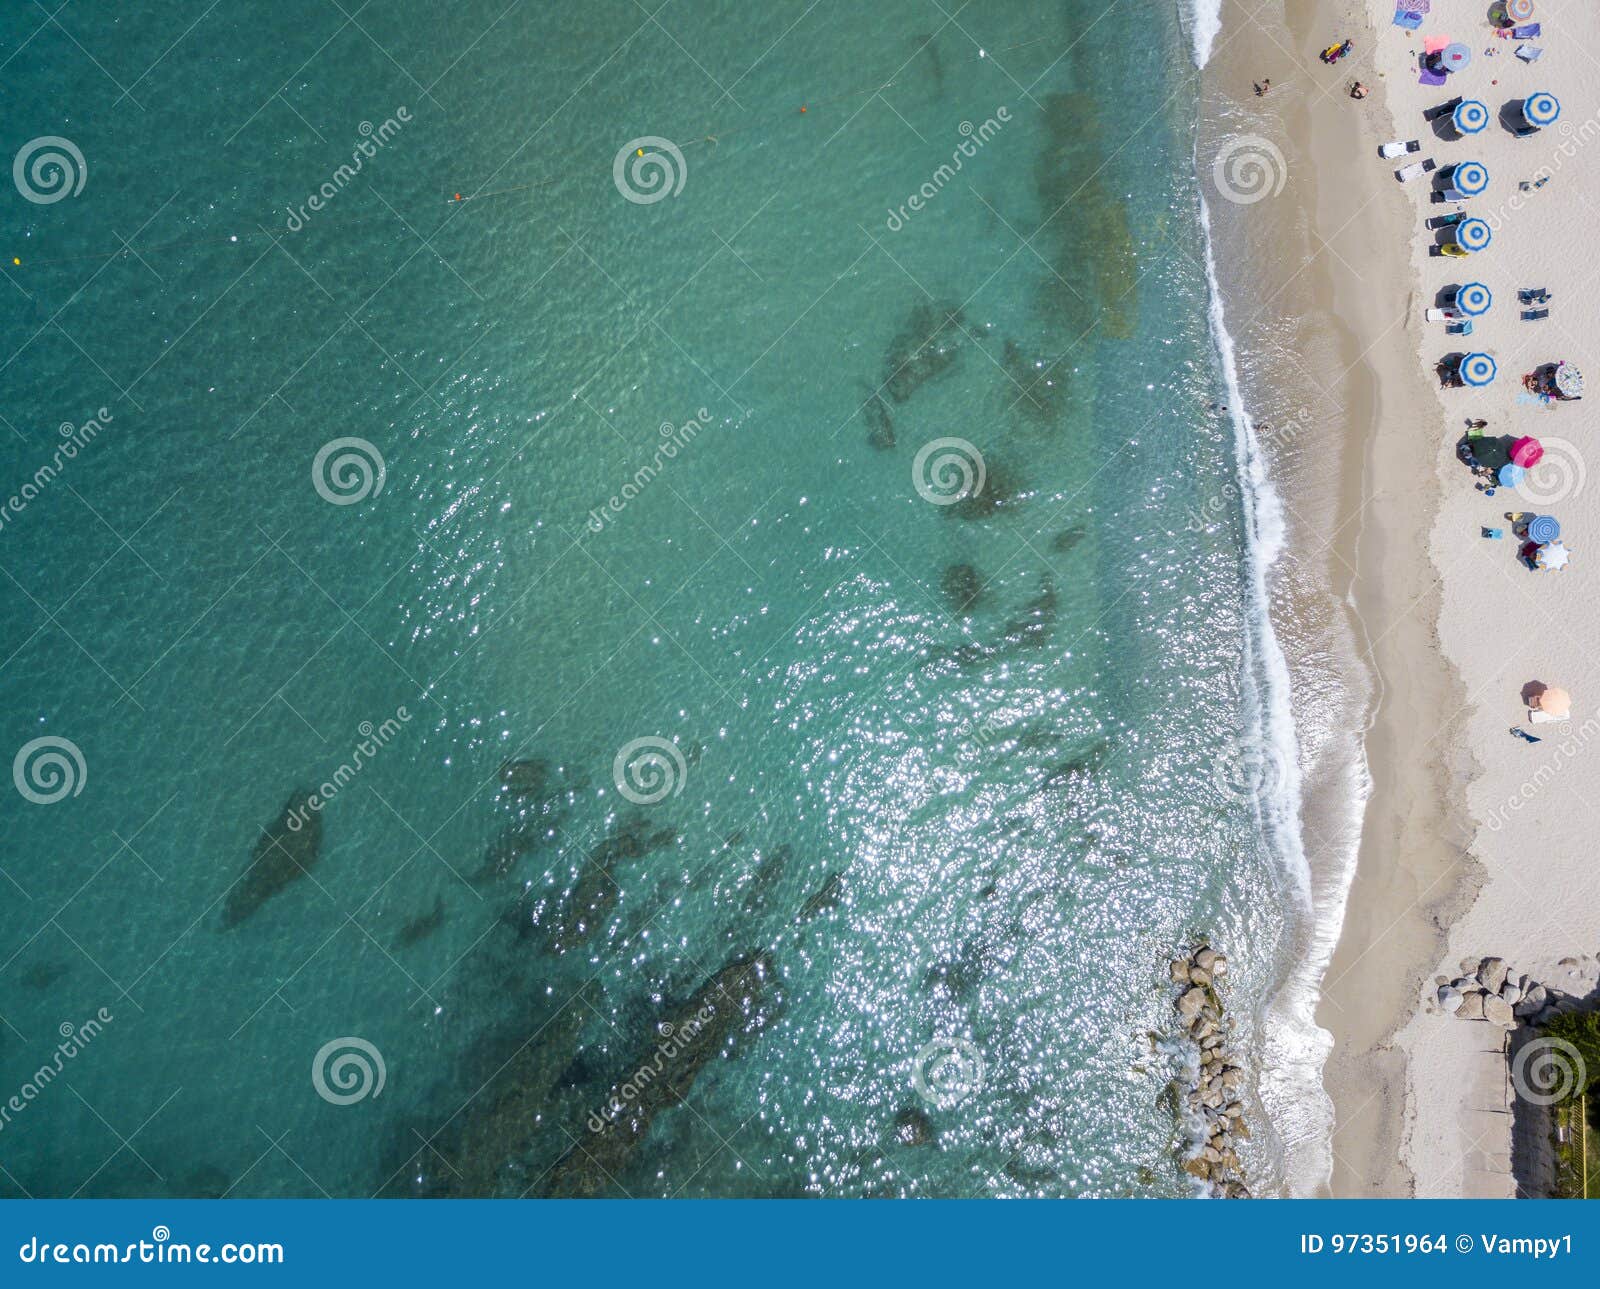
1, 0, 1294, 1197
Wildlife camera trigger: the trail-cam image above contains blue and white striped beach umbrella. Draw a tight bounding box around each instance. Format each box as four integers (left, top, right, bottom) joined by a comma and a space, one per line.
1527, 514, 1561, 545
1455, 218, 1492, 252
1453, 99, 1489, 135
1454, 281, 1493, 316
1523, 92, 1561, 128
1448, 161, 1489, 196
1460, 352, 1498, 386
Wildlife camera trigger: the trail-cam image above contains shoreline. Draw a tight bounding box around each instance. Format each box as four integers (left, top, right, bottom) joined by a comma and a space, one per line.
1198, 0, 1469, 1194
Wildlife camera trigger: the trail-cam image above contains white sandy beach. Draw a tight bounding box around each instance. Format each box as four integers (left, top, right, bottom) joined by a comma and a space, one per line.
1359, 0, 1600, 1196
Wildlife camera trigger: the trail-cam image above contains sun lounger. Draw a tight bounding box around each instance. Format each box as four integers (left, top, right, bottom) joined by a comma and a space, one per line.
1396, 159, 1437, 182
1519, 288, 1550, 303
1425, 307, 1448, 321
1512, 123, 1540, 137
1523, 308, 1550, 321
1483, 527, 1504, 539
1515, 44, 1543, 61
1380, 139, 1421, 159
1448, 320, 1473, 336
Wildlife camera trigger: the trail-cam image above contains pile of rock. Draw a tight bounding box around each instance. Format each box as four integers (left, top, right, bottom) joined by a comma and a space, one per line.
1434, 956, 1572, 1028
1167, 942, 1251, 1199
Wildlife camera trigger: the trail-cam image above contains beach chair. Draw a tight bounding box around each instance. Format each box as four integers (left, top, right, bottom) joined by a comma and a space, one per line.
1396, 158, 1437, 182
1515, 44, 1543, 61
1519, 288, 1550, 303
1379, 139, 1421, 159
1522, 308, 1550, 321
1447, 320, 1474, 336
1482, 527, 1504, 539
1425, 307, 1448, 322
1512, 122, 1541, 138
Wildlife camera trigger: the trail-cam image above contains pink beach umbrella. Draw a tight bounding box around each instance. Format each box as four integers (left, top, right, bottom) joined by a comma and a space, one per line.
1511, 436, 1544, 467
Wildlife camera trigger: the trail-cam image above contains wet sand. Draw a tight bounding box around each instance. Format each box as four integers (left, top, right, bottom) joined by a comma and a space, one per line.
1201, 0, 1470, 1194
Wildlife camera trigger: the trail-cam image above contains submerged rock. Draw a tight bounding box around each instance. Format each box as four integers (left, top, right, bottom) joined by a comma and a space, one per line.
542, 952, 783, 1197
881, 301, 966, 404
940, 563, 983, 615
894, 1106, 935, 1147
863, 389, 895, 450
222, 790, 322, 929
395, 894, 446, 949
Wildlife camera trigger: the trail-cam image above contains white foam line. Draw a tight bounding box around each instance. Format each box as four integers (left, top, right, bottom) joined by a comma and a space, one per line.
1184, 0, 1224, 67
1198, 193, 1341, 1196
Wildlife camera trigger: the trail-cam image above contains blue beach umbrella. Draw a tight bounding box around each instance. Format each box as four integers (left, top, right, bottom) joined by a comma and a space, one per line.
1453, 99, 1489, 134
1440, 42, 1472, 72
1448, 161, 1489, 197
1454, 281, 1493, 316
1523, 92, 1561, 128
1460, 352, 1498, 386
1455, 218, 1492, 252
1498, 463, 1525, 487
1527, 514, 1561, 544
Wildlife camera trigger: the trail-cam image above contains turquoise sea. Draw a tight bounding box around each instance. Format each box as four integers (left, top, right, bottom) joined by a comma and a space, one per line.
1, 0, 1307, 1197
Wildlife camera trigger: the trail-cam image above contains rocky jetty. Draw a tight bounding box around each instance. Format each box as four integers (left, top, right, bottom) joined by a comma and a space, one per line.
1165, 942, 1250, 1198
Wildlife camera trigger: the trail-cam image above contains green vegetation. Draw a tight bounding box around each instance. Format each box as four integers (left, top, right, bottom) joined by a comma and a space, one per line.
1542, 1014, 1600, 1198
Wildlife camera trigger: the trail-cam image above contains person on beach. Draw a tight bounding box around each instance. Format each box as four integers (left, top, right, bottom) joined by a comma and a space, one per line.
1254, 78, 1271, 96
1350, 81, 1368, 99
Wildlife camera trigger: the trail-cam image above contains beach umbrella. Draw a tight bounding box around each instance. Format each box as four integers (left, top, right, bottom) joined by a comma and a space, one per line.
1554, 364, 1584, 399
1523, 92, 1561, 128
1511, 435, 1543, 467
1439, 43, 1472, 72
1447, 161, 1489, 197
1454, 281, 1492, 315
1507, 0, 1535, 19
1536, 542, 1571, 571
1459, 352, 1497, 386
1535, 685, 1572, 715
1452, 99, 1489, 135
1454, 218, 1492, 252
1527, 514, 1560, 544
1498, 462, 1526, 487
